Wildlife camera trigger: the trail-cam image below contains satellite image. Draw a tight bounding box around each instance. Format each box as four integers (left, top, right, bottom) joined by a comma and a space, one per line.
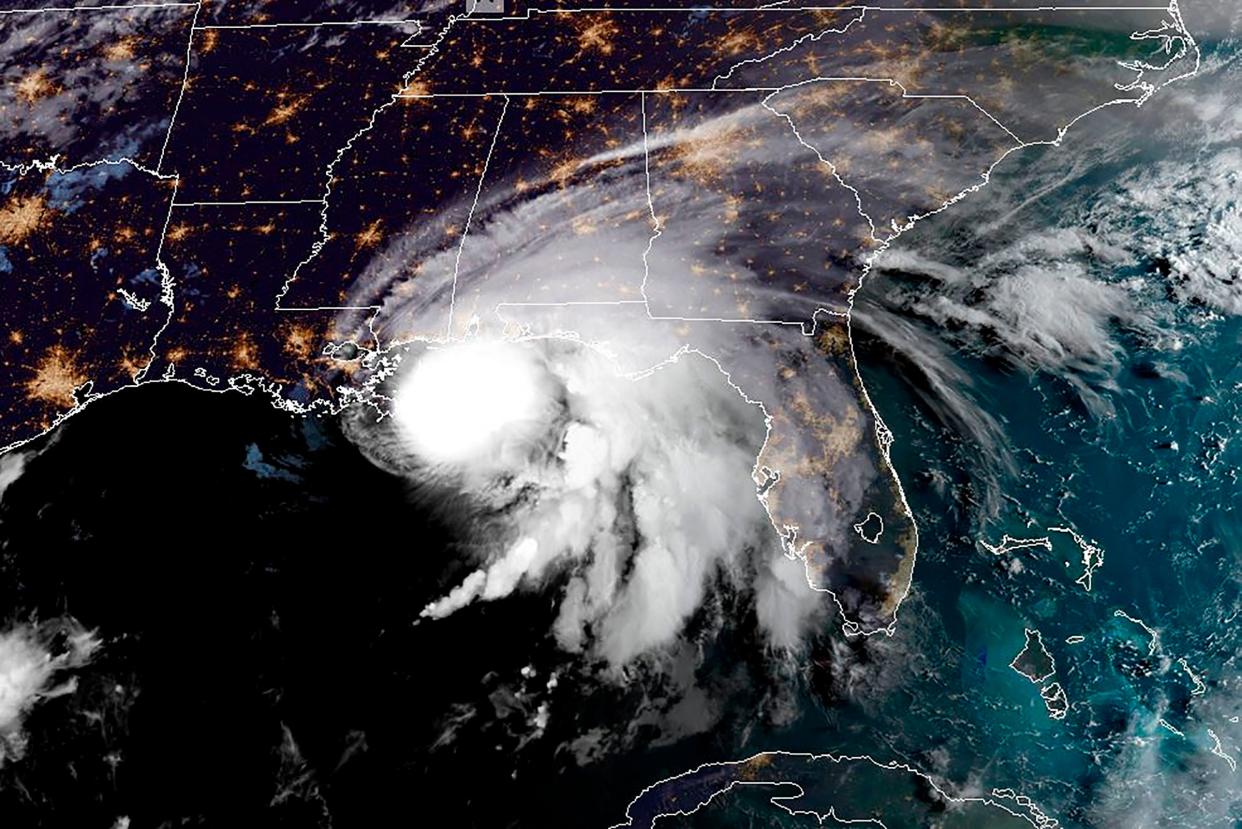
0, 0, 1236, 825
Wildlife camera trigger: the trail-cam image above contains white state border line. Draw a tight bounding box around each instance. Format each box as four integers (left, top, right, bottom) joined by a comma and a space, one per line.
388, 81, 1036, 167
154, 0, 201, 176
527, 3, 1168, 8
0, 2, 1172, 19
0, 2, 192, 14
194, 19, 423, 30
446, 95, 510, 337
170, 198, 325, 207
712, 5, 866, 87
278, 305, 380, 311
133, 177, 180, 384
763, 88, 882, 240
498, 303, 814, 326
393, 82, 1024, 144
0, 0, 1197, 473
0, 4, 1201, 826
265, 0, 1192, 642
458, 4, 1173, 19
0, 2, 419, 22
277, 0, 1192, 310
636, 87, 831, 327
394, 82, 934, 96
273, 3, 465, 311
0, 154, 173, 179
638, 90, 661, 309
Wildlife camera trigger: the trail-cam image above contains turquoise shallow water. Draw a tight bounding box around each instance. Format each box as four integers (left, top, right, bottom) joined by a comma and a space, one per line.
640, 35, 1242, 829
799, 39, 1242, 826
842, 309, 1242, 826
0, 25, 1235, 829
616, 88, 1241, 817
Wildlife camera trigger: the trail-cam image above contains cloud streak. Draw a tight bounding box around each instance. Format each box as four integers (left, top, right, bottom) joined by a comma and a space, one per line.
362, 335, 829, 668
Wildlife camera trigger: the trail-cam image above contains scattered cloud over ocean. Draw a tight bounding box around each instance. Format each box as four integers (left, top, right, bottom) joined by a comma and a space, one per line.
865, 230, 1159, 425
0, 620, 100, 764
0, 451, 30, 506
860, 40, 1242, 431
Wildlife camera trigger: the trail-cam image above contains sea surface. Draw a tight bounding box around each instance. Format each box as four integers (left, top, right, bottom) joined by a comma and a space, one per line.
0, 34, 1238, 829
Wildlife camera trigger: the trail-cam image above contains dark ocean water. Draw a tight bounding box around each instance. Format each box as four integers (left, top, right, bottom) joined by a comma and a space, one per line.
0, 307, 1233, 828
845, 312, 1242, 828
0, 383, 458, 825
621, 35, 1242, 828
0, 382, 783, 827
1, 37, 1239, 829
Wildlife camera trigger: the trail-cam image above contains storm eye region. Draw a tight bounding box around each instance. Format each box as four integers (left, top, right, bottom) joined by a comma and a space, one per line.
391, 338, 561, 468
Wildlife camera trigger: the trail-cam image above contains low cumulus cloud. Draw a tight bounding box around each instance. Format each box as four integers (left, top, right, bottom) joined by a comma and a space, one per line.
0, 451, 30, 505
0, 619, 100, 764
863, 34, 1242, 390
872, 233, 1155, 387
0, 436, 56, 512
1086, 692, 1242, 829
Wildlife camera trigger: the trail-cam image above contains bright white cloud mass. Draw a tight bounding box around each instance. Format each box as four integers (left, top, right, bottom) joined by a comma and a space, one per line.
371, 335, 825, 668
337, 90, 916, 669
392, 339, 559, 467
340, 76, 924, 672
0, 620, 99, 763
